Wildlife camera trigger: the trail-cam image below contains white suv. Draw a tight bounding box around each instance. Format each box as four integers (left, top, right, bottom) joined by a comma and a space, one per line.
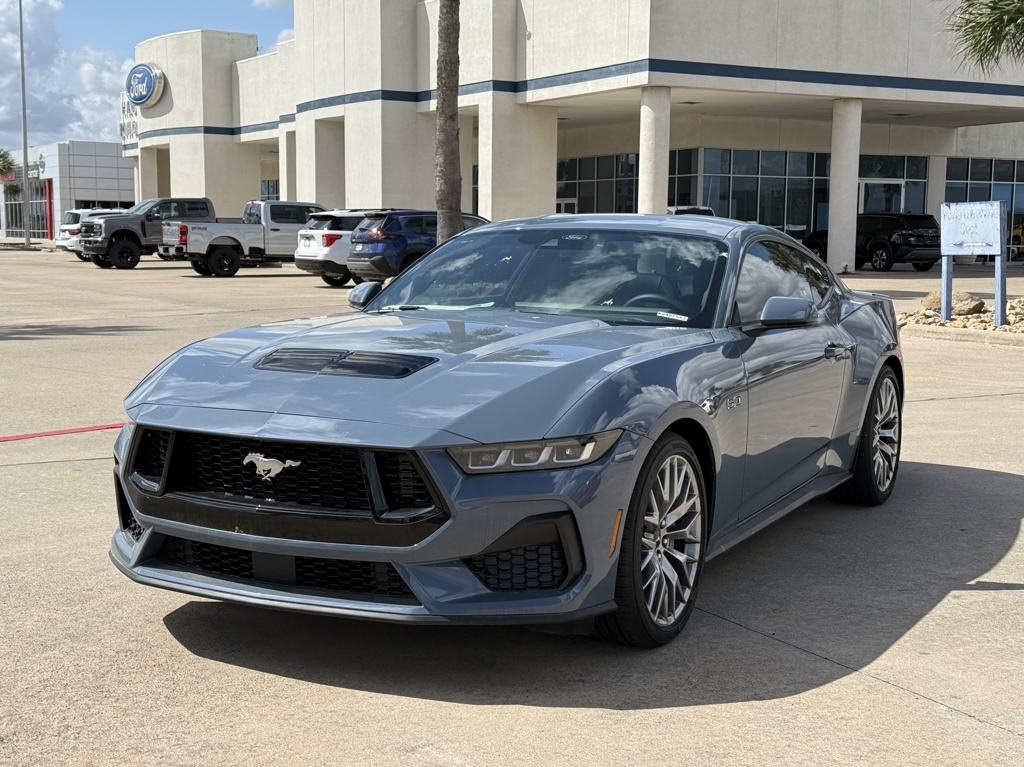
57, 208, 125, 259
294, 209, 371, 287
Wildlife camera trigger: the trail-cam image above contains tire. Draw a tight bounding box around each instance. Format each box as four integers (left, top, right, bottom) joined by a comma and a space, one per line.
321, 271, 352, 288
75, 252, 91, 262
109, 240, 141, 269
207, 247, 240, 277
595, 435, 708, 647
869, 243, 895, 272
912, 262, 935, 272
90, 253, 113, 269
190, 259, 212, 276
831, 366, 902, 506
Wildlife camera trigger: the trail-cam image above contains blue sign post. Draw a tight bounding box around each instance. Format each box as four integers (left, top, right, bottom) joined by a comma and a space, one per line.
125, 63, 165, 108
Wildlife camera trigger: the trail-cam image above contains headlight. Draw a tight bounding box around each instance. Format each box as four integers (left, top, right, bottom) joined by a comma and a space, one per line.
113, 420, 136, 463
448, 430, 622, 474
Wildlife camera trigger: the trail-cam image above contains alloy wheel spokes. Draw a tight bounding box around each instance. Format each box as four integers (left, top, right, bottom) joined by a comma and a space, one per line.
642, 454, 702, 627
871, 378, 900, 491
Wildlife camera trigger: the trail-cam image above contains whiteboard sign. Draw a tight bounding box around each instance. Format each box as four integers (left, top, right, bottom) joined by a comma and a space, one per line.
940, 201, 1003, 256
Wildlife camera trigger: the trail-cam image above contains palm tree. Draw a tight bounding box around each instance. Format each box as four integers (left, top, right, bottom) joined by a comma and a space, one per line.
948, 0, 1024, 72
0, 148, 13, 178
434, 0, 463, 244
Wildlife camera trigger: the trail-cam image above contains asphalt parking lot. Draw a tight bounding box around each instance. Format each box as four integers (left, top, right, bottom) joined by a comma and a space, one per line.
2, 250, 1023, 766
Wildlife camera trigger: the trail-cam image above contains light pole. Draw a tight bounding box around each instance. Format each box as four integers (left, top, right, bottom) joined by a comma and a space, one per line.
18, 0, 31, 247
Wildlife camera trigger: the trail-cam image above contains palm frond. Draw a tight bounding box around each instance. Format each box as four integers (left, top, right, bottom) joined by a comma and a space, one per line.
948, 0, 1024, 73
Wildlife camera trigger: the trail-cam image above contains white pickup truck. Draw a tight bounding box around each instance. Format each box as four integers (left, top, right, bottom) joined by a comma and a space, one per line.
160, 200, 324, 277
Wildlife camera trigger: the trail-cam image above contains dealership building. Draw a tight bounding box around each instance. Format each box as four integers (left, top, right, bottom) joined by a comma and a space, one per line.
121, 0, 1024, 272
0, 141, 135, 239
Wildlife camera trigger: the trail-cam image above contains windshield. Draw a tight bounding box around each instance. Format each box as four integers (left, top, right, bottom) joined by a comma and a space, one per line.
367, 228, 729, 327
62, 212, 80, 225
125, 199, 157, 215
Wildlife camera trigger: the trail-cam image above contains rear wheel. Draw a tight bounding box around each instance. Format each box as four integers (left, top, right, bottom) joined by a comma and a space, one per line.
109, 240, 141, 269
207, 247, 240, 277
90, 253, 113, 269
595, 435, 707, 647
869, 244, 895, 271
190, 259, 212, 276
832, 366, 902, 506
912, 262, 935, 272
75, 252, 91, 262
321, 271, 353, 287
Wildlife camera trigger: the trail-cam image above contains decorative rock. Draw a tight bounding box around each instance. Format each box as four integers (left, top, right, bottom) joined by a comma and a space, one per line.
951, 292, 986, 316
920, 291, 941, 311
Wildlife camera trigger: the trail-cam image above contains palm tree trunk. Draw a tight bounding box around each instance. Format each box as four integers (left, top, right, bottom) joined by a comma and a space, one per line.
434, 0, 462, 244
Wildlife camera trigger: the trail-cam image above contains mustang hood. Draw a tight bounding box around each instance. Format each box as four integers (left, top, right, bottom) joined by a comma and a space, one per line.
126, 310, 712, 443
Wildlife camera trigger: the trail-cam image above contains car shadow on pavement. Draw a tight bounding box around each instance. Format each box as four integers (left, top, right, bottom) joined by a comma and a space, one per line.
162, 461, 1023, 709
0, 323, 156, 341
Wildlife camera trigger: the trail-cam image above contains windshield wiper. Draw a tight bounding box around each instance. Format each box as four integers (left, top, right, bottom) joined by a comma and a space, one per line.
372, 305, 430, 313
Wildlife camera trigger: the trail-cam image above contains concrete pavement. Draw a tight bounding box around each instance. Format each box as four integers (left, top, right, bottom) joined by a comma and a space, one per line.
1, 250, 1022, 766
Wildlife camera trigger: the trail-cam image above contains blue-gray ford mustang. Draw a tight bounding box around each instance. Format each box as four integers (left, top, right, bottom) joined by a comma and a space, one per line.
110, 214, 903, 647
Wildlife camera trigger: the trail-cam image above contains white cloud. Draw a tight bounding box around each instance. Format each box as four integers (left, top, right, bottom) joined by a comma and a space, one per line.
275, 27, 294, 45
0, 0, 130, 150
252, 0, 291, 8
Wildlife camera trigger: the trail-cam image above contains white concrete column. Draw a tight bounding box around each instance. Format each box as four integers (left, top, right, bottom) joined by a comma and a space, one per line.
459, 114, 476, 214
925, 155, 947, 220
827, 99, 862, 273
638, 86, 671, 215
278, 130, 297, 201
296, 116, 345, 207
138, 147, 160, 199
478, 93, 558, 221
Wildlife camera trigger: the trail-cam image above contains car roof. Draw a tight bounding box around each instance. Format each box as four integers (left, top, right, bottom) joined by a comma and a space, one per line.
309, 209, 374, 216
360, 209, 482, 217
467, 213, 753, 239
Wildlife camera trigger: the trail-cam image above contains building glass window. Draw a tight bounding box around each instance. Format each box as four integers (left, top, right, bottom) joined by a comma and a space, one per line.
969, 158, 993, 182
946, 157, 969, 181
906, 156, 928, 180
993, 159, 1014, 182
704, 149, 731, 174
732, 150, 758, 176
260, 179, 280, 201
669, 149, 698, 207
732, 176, 758, 221
760, 150, 786, 177
859, 154, 906, 179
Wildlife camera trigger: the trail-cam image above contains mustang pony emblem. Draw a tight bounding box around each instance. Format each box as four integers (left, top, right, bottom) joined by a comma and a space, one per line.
243, 452, 301, 481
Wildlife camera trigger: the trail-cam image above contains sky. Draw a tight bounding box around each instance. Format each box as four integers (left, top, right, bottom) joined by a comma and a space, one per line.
0, 0, 294, 153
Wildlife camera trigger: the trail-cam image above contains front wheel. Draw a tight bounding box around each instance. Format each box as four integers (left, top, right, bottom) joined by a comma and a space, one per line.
912, 262, 935, 272
832, 366, 902, 506
190, 259, 212, 276
869, 244, 895, 271
90, 253, 113, 269
595, 435, 707, 647
109, 240, 141, 269
75, 252, 91, 262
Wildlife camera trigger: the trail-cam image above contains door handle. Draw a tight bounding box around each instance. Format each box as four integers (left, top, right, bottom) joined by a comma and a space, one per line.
824, 342, 855, 361
270, 227, 281, 231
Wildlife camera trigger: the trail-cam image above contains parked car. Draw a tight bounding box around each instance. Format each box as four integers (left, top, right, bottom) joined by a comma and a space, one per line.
803, 213, 941, 271
110, 214, 903, 648
347, 210, 488, 280
56, 208, 126, 260
294, 209, 372, 287
668, 206, 715, 216
80, 198, 217, 269
161, 200, 325, 277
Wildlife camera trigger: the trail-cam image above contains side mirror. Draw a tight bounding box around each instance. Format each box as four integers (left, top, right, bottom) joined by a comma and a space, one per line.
759, 296, 815, 328
145, 209, 160, 220
348, 281, 383, 310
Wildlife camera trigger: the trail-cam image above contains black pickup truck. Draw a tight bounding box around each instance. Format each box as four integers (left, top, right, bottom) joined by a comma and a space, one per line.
80, 197, 217, 269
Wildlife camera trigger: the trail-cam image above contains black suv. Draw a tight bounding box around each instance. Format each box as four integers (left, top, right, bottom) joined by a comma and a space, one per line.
802, 213, 940, 272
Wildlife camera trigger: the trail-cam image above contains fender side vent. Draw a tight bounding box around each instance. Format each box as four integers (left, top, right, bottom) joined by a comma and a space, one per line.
256, 348, 436, 378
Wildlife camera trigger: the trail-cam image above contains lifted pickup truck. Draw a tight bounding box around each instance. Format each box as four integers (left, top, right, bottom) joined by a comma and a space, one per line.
80, 198, 217, 269
161, 200, 324, 277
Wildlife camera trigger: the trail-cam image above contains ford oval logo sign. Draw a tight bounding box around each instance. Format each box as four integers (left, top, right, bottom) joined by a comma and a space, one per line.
125, 63, 165, 108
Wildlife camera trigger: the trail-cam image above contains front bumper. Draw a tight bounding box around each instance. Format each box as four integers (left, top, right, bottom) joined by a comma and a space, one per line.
894, 245, 940, 263
109, 414, 643, 624
294, 256, 350, 275
81, 237, 109, 255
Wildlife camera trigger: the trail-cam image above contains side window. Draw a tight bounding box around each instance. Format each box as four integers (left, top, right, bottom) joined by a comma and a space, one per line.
423, 216, 438, 236
242, 204, 261, 225
462, 215, 485, 230
732, 241, 816, 325
184, 201, 210, 218
155, 201, 178, 219
339, 216, 364, 231
270, 205, 302, 224
401, 216, 424, 234
803, 253, 833, 302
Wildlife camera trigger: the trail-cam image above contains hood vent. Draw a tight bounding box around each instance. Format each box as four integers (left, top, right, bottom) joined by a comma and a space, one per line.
256, 348, 437, 378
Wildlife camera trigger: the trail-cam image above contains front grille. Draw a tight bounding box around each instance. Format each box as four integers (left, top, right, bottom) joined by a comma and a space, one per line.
295, 556, 413, 598
132, 428, 170, 484
122, 513, 145, 541
376, 452, 434, 509
80, 221, 100, 237
156, 536, 415, 602
161, 536, 254, 579
466, 543, 568, 592
168, 432, 372, 512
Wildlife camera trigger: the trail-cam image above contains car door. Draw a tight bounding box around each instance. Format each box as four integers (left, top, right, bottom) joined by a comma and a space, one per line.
267, 204, 306, 255
732, 239, 852, 519
142, 200, 178, 243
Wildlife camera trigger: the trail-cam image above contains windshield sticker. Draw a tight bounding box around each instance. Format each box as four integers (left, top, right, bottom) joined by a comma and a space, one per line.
656, 311, 690, 323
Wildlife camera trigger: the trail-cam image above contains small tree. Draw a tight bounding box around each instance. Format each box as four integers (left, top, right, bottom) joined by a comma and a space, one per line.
0, 148, 14, 178
434, 0, 462, 244
948, 0, 1024, 72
